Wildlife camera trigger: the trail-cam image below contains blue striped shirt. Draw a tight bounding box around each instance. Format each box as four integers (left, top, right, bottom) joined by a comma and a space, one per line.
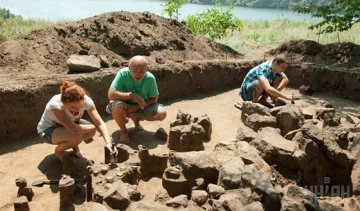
240, 60, 285, 90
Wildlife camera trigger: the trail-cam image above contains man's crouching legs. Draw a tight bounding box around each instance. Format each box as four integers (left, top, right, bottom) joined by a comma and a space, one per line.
131, 104, 167, 130
111, 102, 130, 144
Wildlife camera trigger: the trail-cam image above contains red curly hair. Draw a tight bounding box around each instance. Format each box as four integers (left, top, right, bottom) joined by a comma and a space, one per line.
60, 81, 85, 103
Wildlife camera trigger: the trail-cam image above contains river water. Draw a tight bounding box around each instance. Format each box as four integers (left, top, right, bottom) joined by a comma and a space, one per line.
0, 0, 314, 21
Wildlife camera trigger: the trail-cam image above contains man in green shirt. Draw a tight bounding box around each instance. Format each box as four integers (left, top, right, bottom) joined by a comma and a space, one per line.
107, 56, 166, 144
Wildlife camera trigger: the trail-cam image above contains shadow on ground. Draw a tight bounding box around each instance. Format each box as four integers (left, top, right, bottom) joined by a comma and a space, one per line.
111, 128, 166, 150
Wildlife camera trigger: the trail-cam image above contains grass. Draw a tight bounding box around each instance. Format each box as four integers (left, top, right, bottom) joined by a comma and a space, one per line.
0, 17, 53, 42
218, 19, 360, 55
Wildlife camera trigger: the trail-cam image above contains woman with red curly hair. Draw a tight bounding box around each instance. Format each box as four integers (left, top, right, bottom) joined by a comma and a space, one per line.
37, 81, 117, 162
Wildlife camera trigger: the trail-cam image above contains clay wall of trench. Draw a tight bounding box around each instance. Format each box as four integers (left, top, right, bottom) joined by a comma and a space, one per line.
1, 60, 359, 143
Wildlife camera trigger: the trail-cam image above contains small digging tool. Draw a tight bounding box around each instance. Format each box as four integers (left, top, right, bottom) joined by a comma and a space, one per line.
31, 179, 60, 187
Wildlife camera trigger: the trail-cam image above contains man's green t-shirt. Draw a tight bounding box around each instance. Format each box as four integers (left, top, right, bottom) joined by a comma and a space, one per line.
110, 67, 159, 104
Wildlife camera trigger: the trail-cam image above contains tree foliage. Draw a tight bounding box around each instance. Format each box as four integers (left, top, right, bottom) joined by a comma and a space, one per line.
0, 7, 16, 19
161, 0, 187, 21
186, 4, 243, 40
174, 0, 329, 9
291, 0, 360, 34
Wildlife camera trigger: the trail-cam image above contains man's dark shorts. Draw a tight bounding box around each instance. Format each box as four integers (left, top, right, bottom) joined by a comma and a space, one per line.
240, 80, 258, 101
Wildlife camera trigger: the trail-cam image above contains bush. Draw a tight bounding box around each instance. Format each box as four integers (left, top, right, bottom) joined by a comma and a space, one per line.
186, 4, 243, 40
161, 0, 187, 21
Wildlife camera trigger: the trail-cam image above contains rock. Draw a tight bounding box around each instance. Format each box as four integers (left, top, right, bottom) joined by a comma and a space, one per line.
241, 171, 281, 211
168, 124, 205, 152
111, 59, 121, 67
17, 187, 34, 202
193, 114, 212, 141
103, 182, 141, 210
276, 104, 305, 136
284, 185, 321, 210
346, 114, 360, 125
207, 184, 225, 199
244, 113, 276, 132
99, 55, 110, 68
211, 189, 254, 211
66, 55, 101, 72
241, 201, 264, 211
165, 194, 188, 208
15, 177, 27, 188
128, 201, 168, 210
299, 84, 315, 95
217, 156, 245, 190
269, 106, 285, 116
154, 127, 168, 141
14, 196, 29, 211
256, 127, 298, 170
138, 145, 168, 177
155, 57, 165, 64
154, 188, 170, 203
241, 101, 271, 122
315, 107, 335, 120
162, 166, 191, 197
323, 112, 341, 128
169, 151, 219, 188
284, 129, 301, 140
121, 166, 141, 185
191, 190, 208, 206
170, 110, 192, 127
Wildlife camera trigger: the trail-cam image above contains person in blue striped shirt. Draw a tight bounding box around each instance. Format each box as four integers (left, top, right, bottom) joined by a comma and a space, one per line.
240, 57, 295, 107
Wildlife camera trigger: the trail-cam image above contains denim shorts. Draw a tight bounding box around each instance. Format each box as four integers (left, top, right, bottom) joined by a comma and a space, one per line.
240, 80, 258, 101
39, 125, 58, 144
106, 100, 164, 118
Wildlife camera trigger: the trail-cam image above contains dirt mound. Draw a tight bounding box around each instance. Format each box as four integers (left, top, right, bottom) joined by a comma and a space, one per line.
0, 11, 241, 75
267, 39, 360, 69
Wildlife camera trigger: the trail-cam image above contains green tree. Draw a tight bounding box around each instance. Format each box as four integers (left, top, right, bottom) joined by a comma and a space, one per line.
0, 7, 15, 19
291, 0, 360, 34
161, 0, 187, 21
186, 4, 243, 40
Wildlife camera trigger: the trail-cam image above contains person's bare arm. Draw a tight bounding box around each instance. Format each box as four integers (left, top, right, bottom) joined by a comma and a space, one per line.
145, 96, 158, 107
258, 77, 293, 100
276, 75, 289, 91
87, 106, 110, 143
87, 106, 118, 155
108, 87, 133, 101
52, 109, 95, 135
108, 87, 147, 109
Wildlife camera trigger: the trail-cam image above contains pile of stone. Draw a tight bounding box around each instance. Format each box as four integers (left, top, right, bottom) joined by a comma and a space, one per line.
168, 110, 212, 152
19, 106, 359, 210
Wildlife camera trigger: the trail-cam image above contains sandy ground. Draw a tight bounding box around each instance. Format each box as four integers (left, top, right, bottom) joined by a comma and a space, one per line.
1, 88, 359, 210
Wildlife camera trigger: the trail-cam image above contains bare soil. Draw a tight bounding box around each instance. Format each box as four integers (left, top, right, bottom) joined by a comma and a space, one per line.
0, 11, 241, 87
1, 88, 359, 210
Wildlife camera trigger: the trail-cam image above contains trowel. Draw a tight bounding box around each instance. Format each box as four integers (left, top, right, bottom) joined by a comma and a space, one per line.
31, 179, 59, 187
32, 178, 80, 187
